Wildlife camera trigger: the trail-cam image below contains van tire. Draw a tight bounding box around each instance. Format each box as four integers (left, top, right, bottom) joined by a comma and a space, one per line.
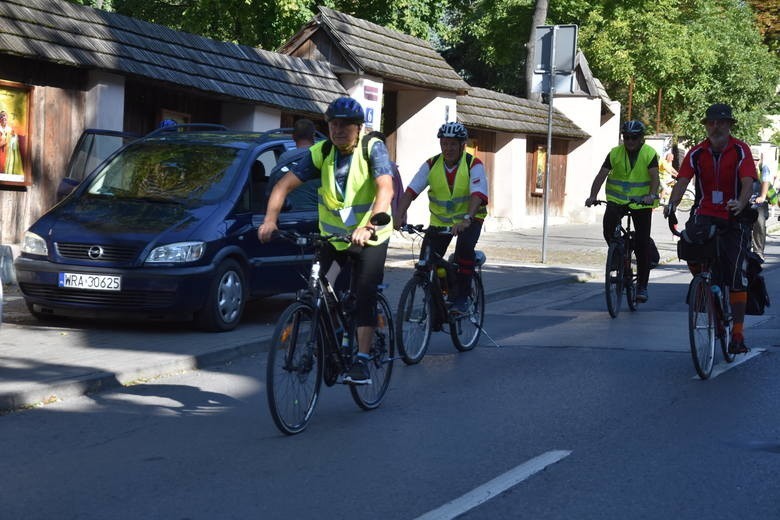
196, 259, 246, 332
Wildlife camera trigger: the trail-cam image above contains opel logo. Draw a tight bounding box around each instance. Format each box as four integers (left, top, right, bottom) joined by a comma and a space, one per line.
88, 246, 104, 259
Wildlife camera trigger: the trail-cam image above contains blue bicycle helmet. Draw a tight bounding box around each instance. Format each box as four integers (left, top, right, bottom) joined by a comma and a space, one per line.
159, 119, 177, 128
437, 122, 468, 140
621, 120, 646, 136
325, 97, 365, 123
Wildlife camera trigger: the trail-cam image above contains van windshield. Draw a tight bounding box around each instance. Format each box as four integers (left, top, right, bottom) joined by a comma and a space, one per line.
86, 142, 243, 204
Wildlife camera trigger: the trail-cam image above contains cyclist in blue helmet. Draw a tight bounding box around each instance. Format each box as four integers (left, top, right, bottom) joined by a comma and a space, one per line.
586, 119, 660, 303
394, 121, 490, 315
259, 96, 395, 385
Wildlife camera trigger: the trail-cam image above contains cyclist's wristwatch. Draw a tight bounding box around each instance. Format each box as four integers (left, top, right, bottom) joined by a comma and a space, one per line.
462, 214, 472, 224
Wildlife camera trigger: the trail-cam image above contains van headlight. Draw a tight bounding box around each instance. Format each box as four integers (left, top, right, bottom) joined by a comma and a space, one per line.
21, 232, 48, 256
146, 242, 206, 264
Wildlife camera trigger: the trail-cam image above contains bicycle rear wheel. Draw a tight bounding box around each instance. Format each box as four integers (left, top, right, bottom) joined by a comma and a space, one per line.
351, 292, 395, 410
688, 275, 716, 379
266, 302, 323, 435
678, 188, 696, 212
626, 246, 638, 312
449, 274, 485, 351
605, 242, 624, 318
396, 275, 433, 365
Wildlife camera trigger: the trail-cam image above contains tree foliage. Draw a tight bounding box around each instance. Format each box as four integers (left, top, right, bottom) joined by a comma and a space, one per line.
747, 0, 780, 53
67, 0, 445, 50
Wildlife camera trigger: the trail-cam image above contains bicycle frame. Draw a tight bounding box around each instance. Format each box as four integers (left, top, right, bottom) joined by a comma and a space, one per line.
295, 242, 359, 385
668, 215, 735, 378
408, 226, 458, 329
690, 233, 733, 327
593, 200, 645, 316
613, 207, 637, 285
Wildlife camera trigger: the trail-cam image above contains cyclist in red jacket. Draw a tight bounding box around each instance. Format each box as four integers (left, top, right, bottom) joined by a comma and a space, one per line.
664, 103, 757, 354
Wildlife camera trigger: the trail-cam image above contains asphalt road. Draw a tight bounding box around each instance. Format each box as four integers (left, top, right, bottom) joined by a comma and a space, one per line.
2, 249, 779, 519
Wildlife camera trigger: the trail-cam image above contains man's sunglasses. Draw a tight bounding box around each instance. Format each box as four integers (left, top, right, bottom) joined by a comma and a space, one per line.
622, 134, 642, 141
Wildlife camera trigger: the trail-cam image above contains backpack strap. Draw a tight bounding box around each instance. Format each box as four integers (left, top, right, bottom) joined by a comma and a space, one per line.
321, 139, 333, 159
361, 130, 386, 162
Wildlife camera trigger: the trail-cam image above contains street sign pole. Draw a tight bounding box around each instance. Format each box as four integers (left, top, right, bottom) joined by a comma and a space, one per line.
541, 26, 557, 264
533, 24, 577, 264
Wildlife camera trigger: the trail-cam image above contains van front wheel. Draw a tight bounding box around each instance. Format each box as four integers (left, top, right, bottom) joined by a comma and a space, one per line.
197, 259, 246, 332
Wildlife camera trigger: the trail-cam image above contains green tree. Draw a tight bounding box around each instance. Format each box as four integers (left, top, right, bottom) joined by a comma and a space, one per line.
440, 0, 537, 94
549, 0, 778, 142
67, 0, 445, 50
747, 0, 780, 53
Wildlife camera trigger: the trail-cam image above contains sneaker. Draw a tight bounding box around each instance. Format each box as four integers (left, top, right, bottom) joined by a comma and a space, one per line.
636, 286, 648, 303
728, 338, 749, 355
343, 358, 372, 385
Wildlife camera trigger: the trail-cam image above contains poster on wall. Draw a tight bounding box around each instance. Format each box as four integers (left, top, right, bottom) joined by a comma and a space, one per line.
0, 81, 31, 187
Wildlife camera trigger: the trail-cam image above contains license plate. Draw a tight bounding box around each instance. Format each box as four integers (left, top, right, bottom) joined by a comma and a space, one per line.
58, 272, 121, 291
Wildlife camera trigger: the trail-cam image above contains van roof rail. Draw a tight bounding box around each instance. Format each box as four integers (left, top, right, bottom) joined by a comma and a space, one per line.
145, 123, 228, 137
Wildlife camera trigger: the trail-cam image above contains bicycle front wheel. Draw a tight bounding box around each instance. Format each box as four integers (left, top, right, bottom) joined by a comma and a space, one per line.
396, 275, 433, 365
267, 302, 323, 435
351, 292, 395, 410
688, 276, 716, 379
449, 273, 485, 351
717, 289, 735, 363
605, 242, 624, 318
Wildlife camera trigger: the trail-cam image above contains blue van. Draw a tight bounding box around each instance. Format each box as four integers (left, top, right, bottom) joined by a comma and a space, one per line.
14, 128, 320, 331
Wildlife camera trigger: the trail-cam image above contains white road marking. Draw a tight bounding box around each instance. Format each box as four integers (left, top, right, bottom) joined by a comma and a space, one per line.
414, 450, 572, 520
694, 348, 765, 379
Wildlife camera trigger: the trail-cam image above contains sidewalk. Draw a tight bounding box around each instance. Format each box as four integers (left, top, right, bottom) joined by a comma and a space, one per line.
0, 211, 762, 413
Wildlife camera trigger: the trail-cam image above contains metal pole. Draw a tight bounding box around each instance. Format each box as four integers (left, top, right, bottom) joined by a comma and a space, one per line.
542, 26, 557, 264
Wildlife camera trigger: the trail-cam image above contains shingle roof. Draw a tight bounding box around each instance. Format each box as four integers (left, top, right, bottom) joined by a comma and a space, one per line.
0, 0, 346, 116
314, 6, 469, 93
458, 87, 589, 140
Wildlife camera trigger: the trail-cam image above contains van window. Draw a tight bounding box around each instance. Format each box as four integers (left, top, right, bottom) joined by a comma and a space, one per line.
87, 142, 242, 204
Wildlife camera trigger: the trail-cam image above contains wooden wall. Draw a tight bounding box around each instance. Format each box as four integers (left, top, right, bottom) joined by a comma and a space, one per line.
525, 137, 568, 216
0, 85, 84, 243
468, 128, 496, 212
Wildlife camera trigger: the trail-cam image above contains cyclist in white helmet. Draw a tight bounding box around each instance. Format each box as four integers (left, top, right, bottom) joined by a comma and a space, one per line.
395, 122, 489, 315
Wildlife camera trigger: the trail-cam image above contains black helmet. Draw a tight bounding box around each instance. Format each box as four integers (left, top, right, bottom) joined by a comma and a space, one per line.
621, 120, 646, 136
437, 122, 468, 140
325, 97, 365, 124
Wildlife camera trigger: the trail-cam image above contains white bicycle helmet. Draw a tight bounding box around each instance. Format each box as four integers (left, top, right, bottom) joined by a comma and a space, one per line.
437, 122, 468, 140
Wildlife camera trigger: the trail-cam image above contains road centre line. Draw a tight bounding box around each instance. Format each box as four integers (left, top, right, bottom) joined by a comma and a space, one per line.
414, 450, 572, 520
695, 348, 764, 380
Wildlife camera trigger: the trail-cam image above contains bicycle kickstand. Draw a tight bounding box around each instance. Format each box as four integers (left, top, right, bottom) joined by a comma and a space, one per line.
478, 323, 502, 348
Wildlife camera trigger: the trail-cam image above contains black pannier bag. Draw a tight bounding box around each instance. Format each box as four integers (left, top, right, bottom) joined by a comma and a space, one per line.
649, 237, 660, 269
745, 251, 770, 316
677, 215, 717, 263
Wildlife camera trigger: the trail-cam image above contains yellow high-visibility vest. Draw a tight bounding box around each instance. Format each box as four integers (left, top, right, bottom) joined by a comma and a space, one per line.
310, 135, 391, 250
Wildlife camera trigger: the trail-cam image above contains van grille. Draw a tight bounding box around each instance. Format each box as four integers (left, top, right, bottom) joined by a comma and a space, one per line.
56, 243, 139, 263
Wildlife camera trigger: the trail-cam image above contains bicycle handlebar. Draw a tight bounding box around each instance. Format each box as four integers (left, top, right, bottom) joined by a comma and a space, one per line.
589, 197, 655, 207
273, 229, 352, 247
399, 223, 453, 236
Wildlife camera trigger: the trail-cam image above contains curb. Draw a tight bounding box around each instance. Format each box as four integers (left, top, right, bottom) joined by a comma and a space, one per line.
0, 335, 273, 414
0, 271, 588, 413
